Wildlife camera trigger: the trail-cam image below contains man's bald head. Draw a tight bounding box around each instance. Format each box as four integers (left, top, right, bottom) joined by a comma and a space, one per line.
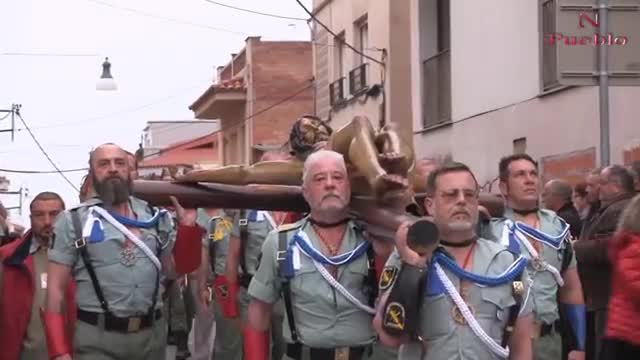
542, 178, 573, 212
89, 143, 127, 168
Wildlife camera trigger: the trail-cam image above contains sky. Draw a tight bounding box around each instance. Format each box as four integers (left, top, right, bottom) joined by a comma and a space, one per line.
0, 0, 313, 226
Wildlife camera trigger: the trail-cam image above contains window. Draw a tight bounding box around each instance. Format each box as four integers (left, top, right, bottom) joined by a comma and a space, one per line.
334, 32, 346, 81
541, 0, 560, 90
422, 0, 451, 128
513, 137, 527, 154
357, 21, 369, 65
330, 32, 347, 106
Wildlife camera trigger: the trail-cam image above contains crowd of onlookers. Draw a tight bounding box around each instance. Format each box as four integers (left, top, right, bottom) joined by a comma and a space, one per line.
541, 161, 640, 359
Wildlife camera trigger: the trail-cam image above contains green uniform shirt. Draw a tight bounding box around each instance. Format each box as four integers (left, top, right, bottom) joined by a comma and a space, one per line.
230, 210, 278, 276
49, 197, 175, 317
384, 238, 533, 360
248, 218, 376, 348
481, 208, 577, 325
199, 209, 232, 276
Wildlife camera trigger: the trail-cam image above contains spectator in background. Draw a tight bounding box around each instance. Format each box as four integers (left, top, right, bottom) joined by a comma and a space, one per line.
543, 178, 583, 238
573, 182, 590, 221
581, 168, 602, 238
575, 165, 636, 360
600, 193, 640, 359
0, 192, 74, 360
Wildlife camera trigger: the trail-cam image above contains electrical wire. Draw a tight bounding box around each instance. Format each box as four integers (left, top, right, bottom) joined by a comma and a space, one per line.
142, 80, 314, 160
201, 0, 306, 21
0, 52, 99, 57
294, 0, 385, 67
26, 83, 205, 130
85, 0, 249, 36
0, 167, 89, 174
15, 112, 81, 192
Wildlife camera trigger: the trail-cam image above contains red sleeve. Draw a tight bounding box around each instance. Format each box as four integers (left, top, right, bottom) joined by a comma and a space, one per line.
615, 235, 640, 298
173, 224, 204, 274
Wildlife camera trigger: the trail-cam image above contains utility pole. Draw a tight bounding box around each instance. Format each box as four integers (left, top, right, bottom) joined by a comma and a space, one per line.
598, 0, 611, 167
1, 186, 28, 216
0, 104, 22, 141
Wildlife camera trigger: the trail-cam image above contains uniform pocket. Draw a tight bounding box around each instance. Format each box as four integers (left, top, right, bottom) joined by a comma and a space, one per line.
479, 286, 516, 340
420, 294, 452, 338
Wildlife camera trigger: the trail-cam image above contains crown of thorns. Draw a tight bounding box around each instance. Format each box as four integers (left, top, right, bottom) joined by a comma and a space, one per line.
288, 115, 333, 157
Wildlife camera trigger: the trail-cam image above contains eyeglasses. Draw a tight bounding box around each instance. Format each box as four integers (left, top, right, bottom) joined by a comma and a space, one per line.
437, 189, 479, 202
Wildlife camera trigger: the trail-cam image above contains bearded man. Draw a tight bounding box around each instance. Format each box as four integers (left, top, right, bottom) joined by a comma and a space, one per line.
43, 143, 203, 360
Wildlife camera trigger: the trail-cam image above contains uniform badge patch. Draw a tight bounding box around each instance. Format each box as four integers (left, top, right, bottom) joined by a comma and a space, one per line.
210, 218, 232, 242
217, 284, 229, 298
383, 302, 405, 330
379, 266, 398, 290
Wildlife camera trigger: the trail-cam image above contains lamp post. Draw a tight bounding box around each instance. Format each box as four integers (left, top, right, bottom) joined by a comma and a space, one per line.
96, 57, 118, 91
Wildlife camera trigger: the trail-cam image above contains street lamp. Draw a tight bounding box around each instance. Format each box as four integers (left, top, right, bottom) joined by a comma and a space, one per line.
96, 57, 117, 91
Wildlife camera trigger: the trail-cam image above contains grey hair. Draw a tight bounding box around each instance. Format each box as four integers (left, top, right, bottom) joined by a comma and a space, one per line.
301, 149, 347, 184
548, 179, 573, 203
617, 194, 640, 233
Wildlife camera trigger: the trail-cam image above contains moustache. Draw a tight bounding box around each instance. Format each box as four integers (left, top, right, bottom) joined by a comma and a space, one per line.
452, 209, 470, 217
321, 193, 343, 202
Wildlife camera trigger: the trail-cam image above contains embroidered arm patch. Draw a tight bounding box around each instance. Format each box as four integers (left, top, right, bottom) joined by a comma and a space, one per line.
379, 266, 398, 291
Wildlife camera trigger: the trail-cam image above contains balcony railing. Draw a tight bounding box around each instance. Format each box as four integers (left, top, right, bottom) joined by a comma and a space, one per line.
422, 49, 451, 128
329, 77, 346, 106
349, 63, 368, 95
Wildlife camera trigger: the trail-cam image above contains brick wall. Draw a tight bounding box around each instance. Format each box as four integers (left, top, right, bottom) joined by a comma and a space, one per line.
313, 27, 330, 120
540, 147, 596, 186
250, 41, 314, 153
623, 143, 640, 165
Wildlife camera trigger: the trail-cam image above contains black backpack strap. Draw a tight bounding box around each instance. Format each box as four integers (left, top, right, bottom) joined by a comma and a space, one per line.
277, 231, 299, 344
238, 209, 248, 276
71, 209, 111, 314
502, 279, 525, 347
208, 218, 218, 274
560, 241, 573, 275
365, 242, 378, 307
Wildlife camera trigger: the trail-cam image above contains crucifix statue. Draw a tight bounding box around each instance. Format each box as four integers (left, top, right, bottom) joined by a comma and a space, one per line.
133, 115, 504, 241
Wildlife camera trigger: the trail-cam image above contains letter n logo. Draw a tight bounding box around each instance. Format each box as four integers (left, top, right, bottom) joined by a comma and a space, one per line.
578, 11, 599, 28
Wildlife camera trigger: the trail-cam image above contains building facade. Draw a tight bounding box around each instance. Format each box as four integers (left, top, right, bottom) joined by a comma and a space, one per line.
141, 120, 220, 157
409, 0, 640, 188
310, 0, 640, 188
311, 0, 415, 145
190, 37, 314, 165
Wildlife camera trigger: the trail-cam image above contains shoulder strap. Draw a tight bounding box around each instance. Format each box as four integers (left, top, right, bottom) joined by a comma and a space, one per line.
208, 218, 218, 274
71, 209, 111, 314
365, 239, 378, 307
560, 241, 573, 274
502, 279, 524, 347
239, 209, 248, 275
277, 231, 299, 344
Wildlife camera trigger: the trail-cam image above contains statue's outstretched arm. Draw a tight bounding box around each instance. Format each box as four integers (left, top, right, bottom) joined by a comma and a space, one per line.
176, 160, 304, 186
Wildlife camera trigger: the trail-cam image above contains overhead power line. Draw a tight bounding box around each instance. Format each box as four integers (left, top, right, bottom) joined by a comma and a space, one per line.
15, 112, 81, 192
26, 83, 205, 130
294, 0, 385, 67
202, 0, 306, 21
0, 52, 99, 57
86, 0, 249, 36
0, 167, 88, 174
143, 80, 313, 160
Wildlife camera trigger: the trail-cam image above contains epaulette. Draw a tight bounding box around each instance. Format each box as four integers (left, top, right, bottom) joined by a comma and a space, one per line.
277, 222, 301, 232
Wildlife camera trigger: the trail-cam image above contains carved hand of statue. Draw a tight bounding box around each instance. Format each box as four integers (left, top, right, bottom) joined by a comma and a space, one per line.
395, 221, 428, 268
169, 196, 197, 227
